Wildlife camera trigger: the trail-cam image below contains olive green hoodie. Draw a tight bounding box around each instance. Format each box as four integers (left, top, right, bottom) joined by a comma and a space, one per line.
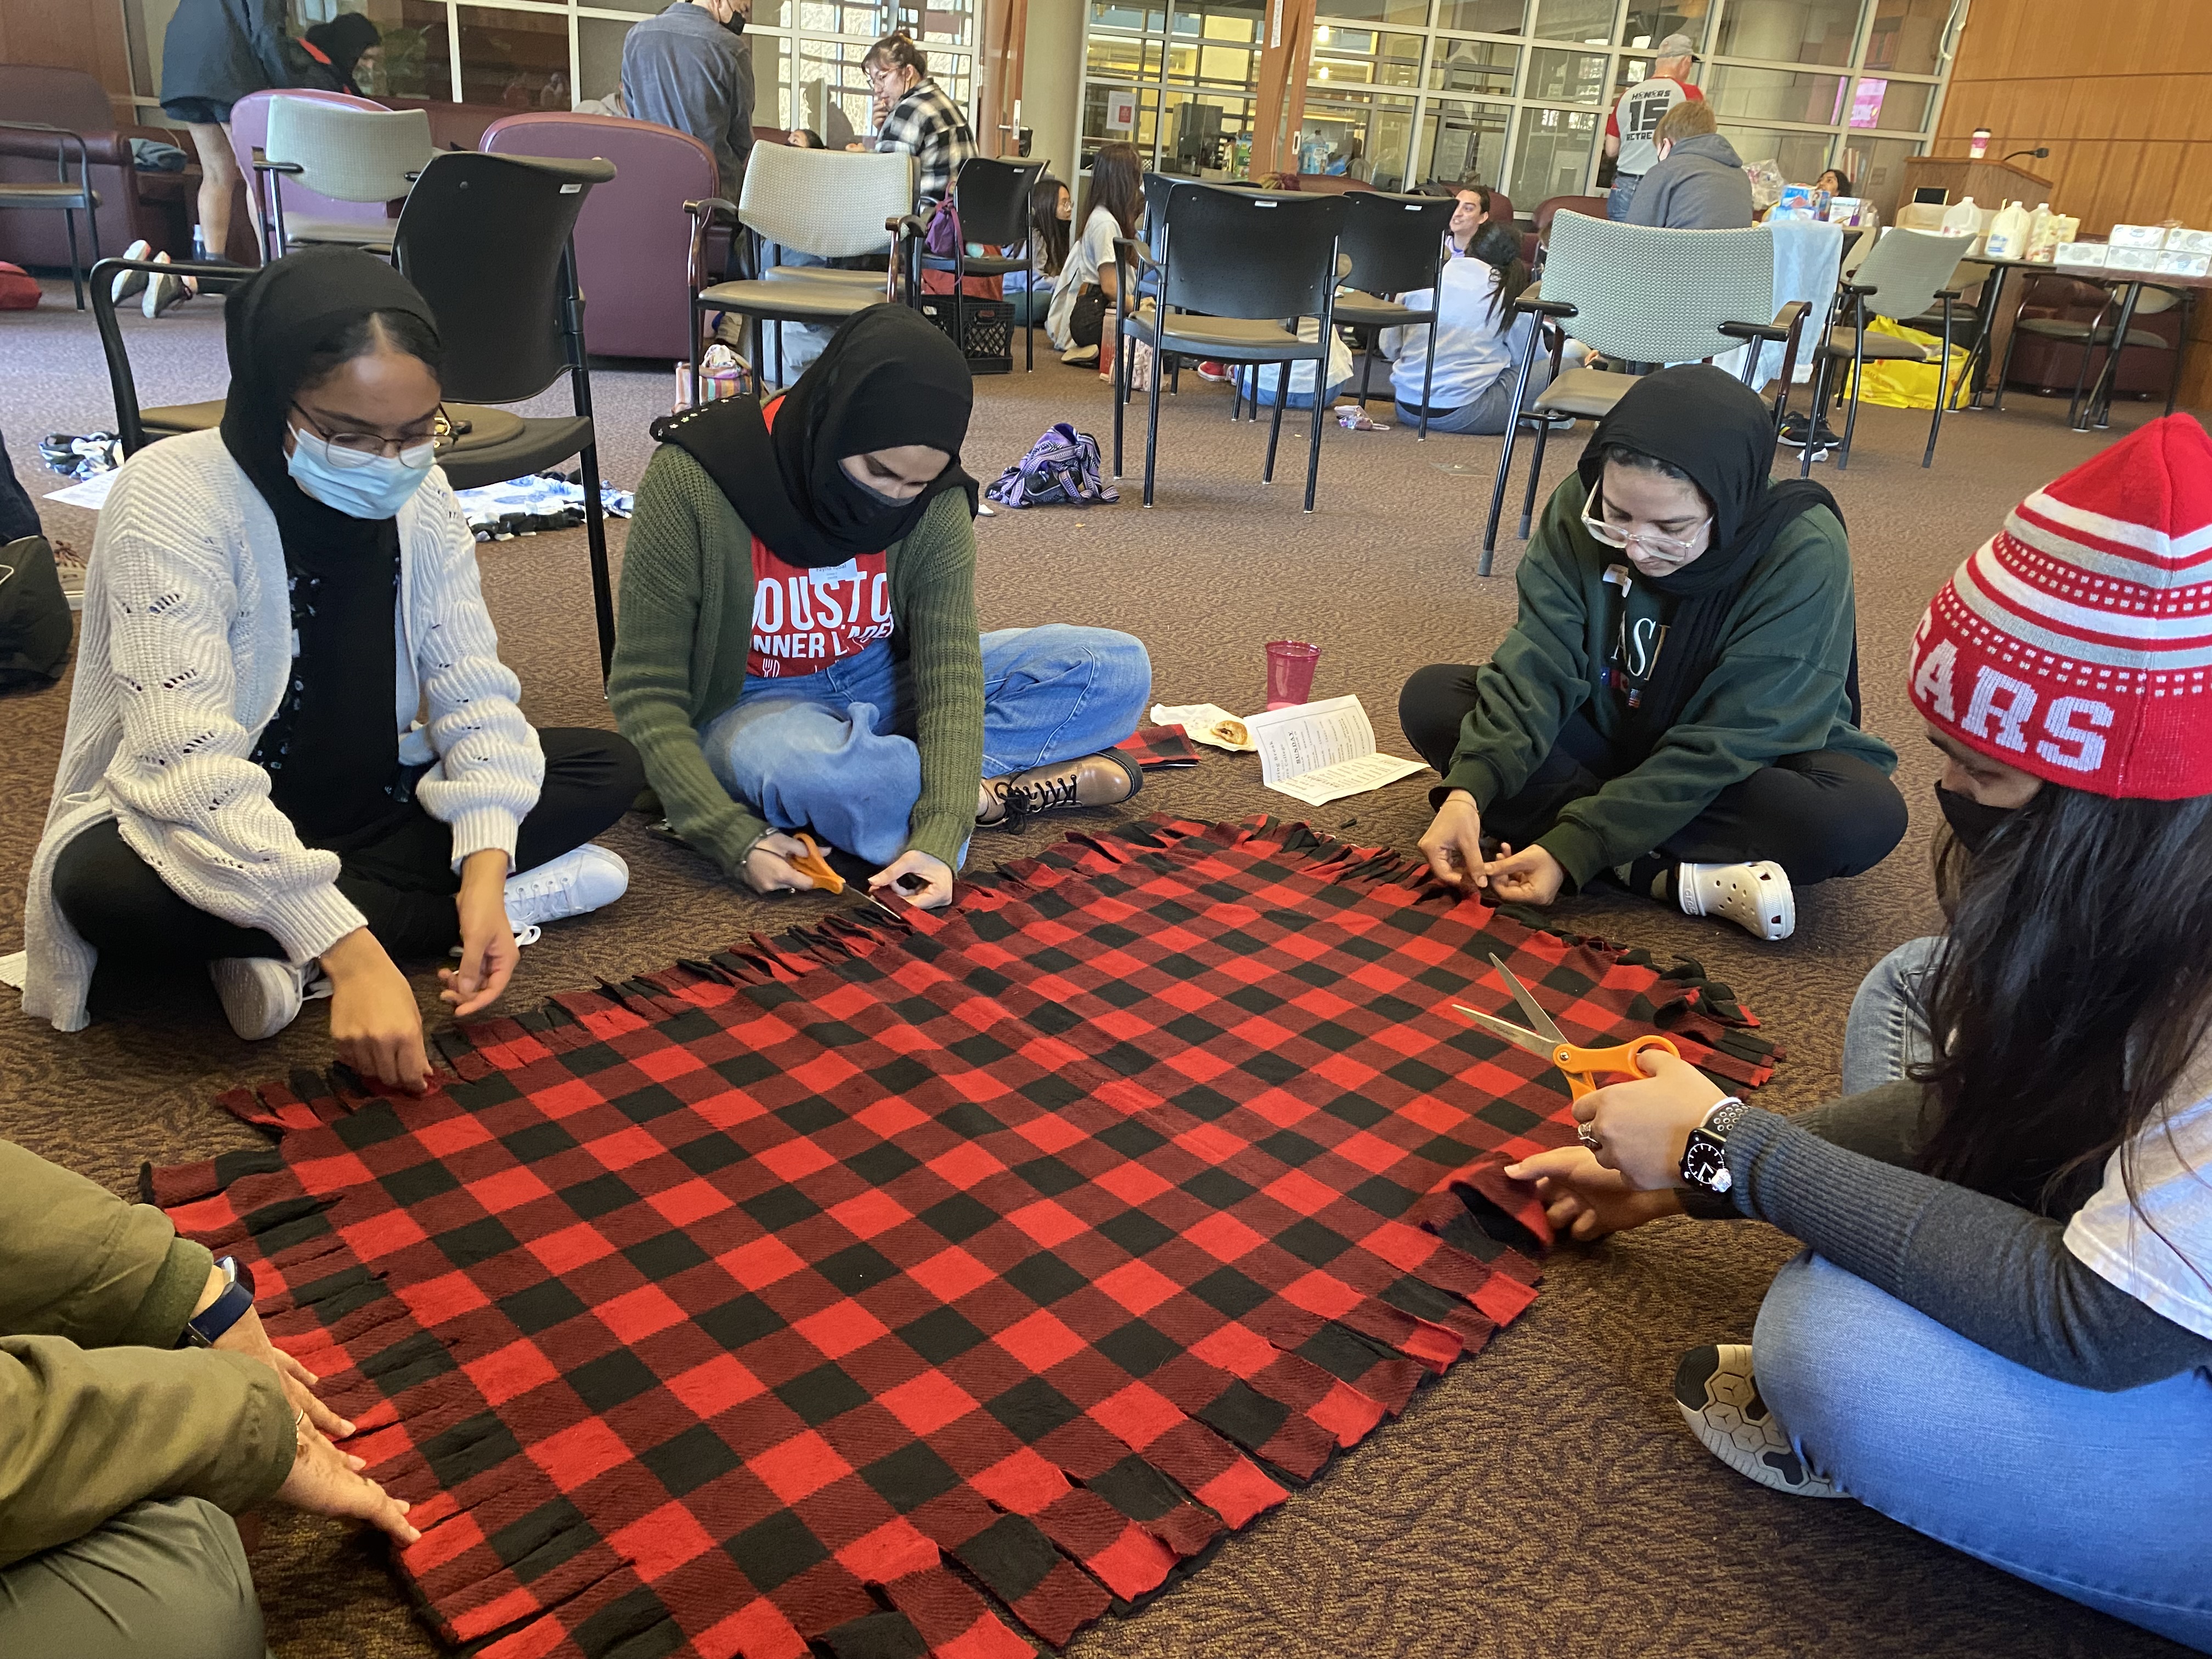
1441, 472, 1896, 888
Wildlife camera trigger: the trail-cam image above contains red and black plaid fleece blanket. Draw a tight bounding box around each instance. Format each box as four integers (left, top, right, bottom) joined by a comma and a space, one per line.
146, 817, 1779, 1659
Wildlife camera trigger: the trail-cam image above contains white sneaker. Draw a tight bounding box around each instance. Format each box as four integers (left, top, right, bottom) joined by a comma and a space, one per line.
1062, 342, 1099, 365
1678, 859, 1795, 941
502, 844, 629, 929
1673, 1344, 1844, 1498
111, 239, 152, 304
211, 956, 332, 1042
143, 251, 196, 319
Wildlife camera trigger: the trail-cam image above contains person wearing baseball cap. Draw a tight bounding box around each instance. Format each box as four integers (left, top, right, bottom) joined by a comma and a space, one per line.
1604, 34, 1703, 221
1505, 415, 2212, 1651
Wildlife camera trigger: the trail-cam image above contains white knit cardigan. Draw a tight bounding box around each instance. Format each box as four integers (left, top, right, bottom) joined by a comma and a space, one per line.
22, 430, 546, 1033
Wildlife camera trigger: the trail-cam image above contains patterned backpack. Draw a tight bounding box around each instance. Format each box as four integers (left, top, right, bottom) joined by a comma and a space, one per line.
984, 422, 1120, 509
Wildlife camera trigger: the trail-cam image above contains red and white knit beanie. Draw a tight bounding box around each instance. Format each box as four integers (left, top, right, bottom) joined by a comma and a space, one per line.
1908, 413, 2212, 800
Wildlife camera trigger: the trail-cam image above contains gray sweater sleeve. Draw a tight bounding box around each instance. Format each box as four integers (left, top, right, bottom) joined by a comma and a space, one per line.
1711, 1097, 2212, 1391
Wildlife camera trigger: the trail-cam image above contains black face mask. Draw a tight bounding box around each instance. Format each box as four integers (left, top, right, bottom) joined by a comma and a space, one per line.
1936, 783, 2018, 856
812, 462, 908, 544
721, 9, 745, 31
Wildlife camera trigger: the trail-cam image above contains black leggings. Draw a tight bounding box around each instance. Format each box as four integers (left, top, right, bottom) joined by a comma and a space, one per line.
1400, 664, 1907, 885
55, 728, 644, 966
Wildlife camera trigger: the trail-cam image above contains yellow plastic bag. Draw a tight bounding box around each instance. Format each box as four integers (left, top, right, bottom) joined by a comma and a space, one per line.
1841, 315, 1971, 410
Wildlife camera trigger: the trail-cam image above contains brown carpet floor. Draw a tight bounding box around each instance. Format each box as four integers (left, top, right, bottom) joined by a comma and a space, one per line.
2, 281, 2194, 1658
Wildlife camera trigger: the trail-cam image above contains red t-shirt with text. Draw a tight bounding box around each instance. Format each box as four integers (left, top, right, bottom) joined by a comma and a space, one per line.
746, 397, 895, 678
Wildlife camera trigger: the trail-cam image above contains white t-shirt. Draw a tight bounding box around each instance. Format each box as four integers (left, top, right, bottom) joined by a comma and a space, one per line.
2063, 1042, 2212, 1340
1380, 257, 1535, 411
1045, 206, 1122, 348
1610, 75, 1697, 177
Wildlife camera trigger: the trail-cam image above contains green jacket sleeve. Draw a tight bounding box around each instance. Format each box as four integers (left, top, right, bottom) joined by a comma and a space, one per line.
1537, 507, 1870, 887
0, 1142, 295, 1565
0, 1337, 295, 1565
0, 1140, 212, 1349
893, 490, 986, 869
609, 448, 772, 878
1438, 480, 1596, 810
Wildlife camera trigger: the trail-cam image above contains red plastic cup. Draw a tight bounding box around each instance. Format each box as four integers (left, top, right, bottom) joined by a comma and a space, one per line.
1264, 640, 1321, 709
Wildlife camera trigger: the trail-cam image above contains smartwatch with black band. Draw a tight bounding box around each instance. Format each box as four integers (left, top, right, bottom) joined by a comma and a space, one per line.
1678, 1097, 1749, 1194
177, 1255, 257, 1348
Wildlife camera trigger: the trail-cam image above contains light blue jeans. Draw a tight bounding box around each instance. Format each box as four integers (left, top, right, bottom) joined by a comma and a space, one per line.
1606, 175, 1641, 221
1839, 934, 1939, 1094
1760, 934, 2212, 1650
700, 625, 1152, 866
1392, 357, 1559, 436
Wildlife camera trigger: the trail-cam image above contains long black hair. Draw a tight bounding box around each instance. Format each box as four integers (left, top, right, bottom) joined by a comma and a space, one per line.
1469, 220, 1530, 326
1915, 788, 2212, 1220
1028, 175, 1070, 276
1081, 141, 1144, 239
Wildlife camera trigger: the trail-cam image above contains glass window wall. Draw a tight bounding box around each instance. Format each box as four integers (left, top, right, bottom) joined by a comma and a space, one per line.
1072, 0, 1955, 212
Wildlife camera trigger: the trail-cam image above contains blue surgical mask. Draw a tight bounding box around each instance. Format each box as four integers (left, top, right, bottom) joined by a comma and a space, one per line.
286, 425, 435, 520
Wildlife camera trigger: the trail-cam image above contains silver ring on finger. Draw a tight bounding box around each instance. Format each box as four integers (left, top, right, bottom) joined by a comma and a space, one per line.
1577, 1124, 1601, 1150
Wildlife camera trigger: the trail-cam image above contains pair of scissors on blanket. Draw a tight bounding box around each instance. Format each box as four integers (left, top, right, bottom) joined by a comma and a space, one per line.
1453, 953, 1679, 1149
790, 833, 916, 921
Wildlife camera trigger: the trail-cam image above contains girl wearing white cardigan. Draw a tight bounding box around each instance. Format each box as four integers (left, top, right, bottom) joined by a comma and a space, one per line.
23, 249, 641, 1090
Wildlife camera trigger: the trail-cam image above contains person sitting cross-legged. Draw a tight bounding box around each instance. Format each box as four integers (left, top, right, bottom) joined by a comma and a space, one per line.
22, 249, 641, 1085
1400, 365, 1906, 940
611, 306, 1152, 911
1505, 416, 2212, 1652
0, 1139, 419, 1659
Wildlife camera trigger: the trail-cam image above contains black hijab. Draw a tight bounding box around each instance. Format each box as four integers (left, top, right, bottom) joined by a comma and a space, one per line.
1576, 364, 1847, 738
652, 306, 978, 568
219, 245, 440, 548
303, 12, 382, 89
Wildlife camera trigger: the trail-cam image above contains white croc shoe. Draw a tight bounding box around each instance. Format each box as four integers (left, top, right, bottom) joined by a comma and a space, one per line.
1678, 860, 1795, 941
211, 957, 333, 1042
503, 844, 630, 930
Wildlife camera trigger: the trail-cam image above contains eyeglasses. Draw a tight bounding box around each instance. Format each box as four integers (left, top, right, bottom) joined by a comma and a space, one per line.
290, 402, 455, 469
1581, 480, 1710, 561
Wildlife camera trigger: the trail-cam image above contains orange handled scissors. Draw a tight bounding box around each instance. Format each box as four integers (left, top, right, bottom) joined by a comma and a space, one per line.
786, 833, 845, 896
1453, 953, 1678, 1144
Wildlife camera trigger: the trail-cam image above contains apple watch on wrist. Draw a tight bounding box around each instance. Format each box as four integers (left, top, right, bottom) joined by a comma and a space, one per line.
178, 1255, 257, 1348
1678, 1097, 1749, 1194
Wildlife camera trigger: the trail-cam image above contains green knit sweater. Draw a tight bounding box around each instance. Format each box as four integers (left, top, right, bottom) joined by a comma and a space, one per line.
1442, 471, 1896, 889
608, 444, 986, 875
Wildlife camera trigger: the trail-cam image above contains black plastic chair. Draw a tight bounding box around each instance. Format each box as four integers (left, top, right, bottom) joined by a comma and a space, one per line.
392, 150, 618, 674
1330, 191, 1454, 438
923, 156, 1045, 369
0, 120, 100, 308
1112, 185, 1347, 512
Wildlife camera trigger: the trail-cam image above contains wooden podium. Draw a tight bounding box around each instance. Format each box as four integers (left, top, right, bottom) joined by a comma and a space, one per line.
1901, 155, 2058, 208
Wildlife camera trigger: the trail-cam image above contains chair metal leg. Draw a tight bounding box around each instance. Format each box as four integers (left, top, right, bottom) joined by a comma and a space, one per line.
1417, 309, 1438, 441
1836, 313, 1865, 471
578, 442, 615, 680
2064, 335, 2100, 431
1516, 418, 1551, 540
1231, 368, 1244, 422
1923, 298, 1954, 468
1302, 355, 1327, 513
1990, 316, 2024, 414
1170, 354, 1180, 396
1262, 366, 1288, 483
1112, 323, 1127, 478
1800, 353, 1829, 478
1480, 321, 1545, 577
63, 207, 84, 309
1356, 338, 1374, 410
1142, 338, 1164, 507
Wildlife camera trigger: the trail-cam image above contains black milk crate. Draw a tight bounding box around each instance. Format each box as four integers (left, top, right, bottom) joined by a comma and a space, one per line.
920, 295, 1014, 374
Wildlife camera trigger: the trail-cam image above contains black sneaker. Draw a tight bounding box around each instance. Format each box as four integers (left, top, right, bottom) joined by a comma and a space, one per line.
1672, 1344, 1845, 1498
1779, 414, 1843, 450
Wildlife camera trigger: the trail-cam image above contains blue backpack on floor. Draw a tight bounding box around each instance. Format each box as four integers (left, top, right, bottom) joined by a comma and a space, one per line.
985, 422, 1119, 509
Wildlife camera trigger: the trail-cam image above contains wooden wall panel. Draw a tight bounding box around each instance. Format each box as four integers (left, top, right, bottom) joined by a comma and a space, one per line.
0, 0, 134, 100
1937, 0, 2212, 410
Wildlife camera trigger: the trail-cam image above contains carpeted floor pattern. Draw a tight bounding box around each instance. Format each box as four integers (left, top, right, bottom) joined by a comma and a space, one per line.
2, 278, 2196, 1658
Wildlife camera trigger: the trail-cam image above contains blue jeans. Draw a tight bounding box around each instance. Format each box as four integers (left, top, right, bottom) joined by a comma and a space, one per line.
1839, 934, 1939, 1094
1755, 1253, 2212, 1650
1392, 358, 1558, 435
1606, 176, 1641, 221
1771, 933, 2212, 1649
699, 625, 1152, 866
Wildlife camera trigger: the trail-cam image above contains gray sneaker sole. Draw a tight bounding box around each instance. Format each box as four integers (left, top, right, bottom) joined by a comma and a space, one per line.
1672, 1344, 1846, 1498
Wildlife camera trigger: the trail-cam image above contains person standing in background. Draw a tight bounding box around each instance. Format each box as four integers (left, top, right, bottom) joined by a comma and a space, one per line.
861, 33, 975, 208
622, 0, 755, 199
1625, 101, 1752, 231
297, 13, 383, 95
159, 0, 290, 262
1603, 33, 1702, 222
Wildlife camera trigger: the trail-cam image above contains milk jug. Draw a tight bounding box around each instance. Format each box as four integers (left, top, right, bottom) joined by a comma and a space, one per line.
1983, 200, 2030, 259
2024, 202, 2058, 261
1939, 195, 1980, 236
